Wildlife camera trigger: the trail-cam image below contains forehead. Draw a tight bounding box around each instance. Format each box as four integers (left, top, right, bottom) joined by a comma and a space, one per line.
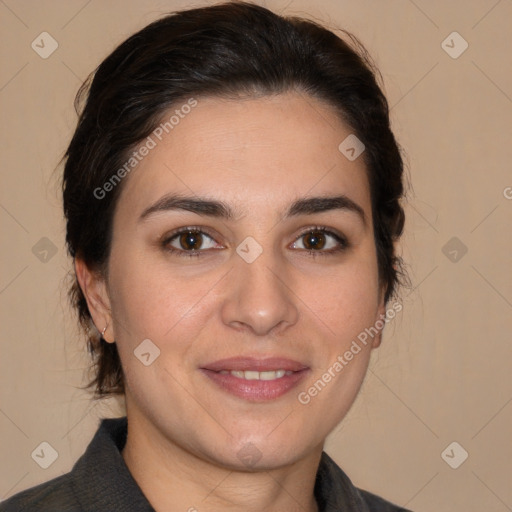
116, 92, 371, 221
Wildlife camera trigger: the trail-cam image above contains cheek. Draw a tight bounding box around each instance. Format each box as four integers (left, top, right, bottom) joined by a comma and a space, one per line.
301, 255, 381, 339
106, 254, 207, 403
294, 260, 380, 425
107, 246, 220, 351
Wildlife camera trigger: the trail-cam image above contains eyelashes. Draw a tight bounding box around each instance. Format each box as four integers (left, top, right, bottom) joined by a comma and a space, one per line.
290, 227, 348, 254
162, 227, 220, 257
161, 225, 350, 259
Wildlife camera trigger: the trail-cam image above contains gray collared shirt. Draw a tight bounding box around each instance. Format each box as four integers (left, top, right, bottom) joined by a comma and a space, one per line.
0, 417, 412, 511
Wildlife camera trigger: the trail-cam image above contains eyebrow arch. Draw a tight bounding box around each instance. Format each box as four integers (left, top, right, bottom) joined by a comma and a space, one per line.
286, 195, 366, 225
139, 193, 366, 225
139, 194, 236, 221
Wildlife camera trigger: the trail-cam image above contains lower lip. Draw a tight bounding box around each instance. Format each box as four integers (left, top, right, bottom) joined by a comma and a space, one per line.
200, 369, 309, 401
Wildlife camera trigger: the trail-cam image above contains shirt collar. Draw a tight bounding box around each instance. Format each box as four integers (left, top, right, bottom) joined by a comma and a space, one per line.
71, 417, 155, 511
314, 451, 371, 511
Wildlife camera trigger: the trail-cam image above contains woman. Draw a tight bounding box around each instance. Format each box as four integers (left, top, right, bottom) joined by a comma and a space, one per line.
1, 2, 409, 511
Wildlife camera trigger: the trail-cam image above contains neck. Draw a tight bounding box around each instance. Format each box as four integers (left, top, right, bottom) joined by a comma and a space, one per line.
121, 411, 321, 512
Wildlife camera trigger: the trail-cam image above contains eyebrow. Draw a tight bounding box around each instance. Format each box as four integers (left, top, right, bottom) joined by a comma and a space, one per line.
139, 193, 366, 225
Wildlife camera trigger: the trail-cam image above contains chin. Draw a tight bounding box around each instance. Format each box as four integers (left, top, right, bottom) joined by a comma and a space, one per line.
209, 444, 308, 472
213, 430, 320, 472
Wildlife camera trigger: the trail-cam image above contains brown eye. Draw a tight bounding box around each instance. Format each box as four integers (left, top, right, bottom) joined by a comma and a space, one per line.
164, 229, 219, 255
291, 228, 348, 255
179, 231, 203, 250
302, 231, 326, 250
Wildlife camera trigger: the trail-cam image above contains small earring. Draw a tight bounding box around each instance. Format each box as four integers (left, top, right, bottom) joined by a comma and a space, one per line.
101, 326, 107, 337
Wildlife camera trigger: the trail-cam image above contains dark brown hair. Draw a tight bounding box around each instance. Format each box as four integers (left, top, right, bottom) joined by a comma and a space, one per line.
63, 1, 406, 398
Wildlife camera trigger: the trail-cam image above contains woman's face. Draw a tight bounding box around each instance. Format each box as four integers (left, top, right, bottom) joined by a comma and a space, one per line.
91, 92, 385, 469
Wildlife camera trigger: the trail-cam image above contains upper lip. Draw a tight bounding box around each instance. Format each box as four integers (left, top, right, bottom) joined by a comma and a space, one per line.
201, 357, 309, 372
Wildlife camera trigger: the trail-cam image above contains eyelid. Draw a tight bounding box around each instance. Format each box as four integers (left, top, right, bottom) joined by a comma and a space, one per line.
295, 225, 347, 241
161, 225, 220, 244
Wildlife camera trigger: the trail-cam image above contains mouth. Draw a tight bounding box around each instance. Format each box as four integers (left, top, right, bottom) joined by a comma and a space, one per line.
200, 357, 310, 402
218, 369, 293, 380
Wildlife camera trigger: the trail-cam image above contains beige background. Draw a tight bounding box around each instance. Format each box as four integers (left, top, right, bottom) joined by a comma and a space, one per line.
1, 0, 511, 510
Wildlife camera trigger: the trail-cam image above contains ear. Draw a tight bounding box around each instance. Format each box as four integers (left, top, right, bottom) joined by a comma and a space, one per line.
371, 288, 387, 349
75, 258, 114, 343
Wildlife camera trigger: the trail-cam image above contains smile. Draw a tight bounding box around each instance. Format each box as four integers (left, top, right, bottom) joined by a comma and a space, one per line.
201, 357, 310, 401
219, 369, 293, 380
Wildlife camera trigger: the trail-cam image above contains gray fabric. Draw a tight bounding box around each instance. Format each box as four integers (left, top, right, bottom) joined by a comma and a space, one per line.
0, 417, 412, 511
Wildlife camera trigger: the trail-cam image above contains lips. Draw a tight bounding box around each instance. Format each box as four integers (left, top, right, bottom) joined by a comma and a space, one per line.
200, 357, 310, 401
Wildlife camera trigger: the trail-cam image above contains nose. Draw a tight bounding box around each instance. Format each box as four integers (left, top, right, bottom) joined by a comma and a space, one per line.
220, 250, 299, 337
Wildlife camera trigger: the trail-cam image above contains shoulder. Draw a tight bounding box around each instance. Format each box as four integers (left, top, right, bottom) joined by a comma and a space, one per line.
1, 417, 153, 512
316, 451, 413, 512
0, 473, 81, 512
359, 488, 413, 511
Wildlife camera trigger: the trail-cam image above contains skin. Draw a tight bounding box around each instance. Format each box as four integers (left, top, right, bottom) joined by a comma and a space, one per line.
77, 91, 386, 512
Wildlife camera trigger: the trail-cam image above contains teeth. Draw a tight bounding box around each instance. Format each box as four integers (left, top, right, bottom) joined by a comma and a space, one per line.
222, 369, 290, 380
260, 370, 286, 380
